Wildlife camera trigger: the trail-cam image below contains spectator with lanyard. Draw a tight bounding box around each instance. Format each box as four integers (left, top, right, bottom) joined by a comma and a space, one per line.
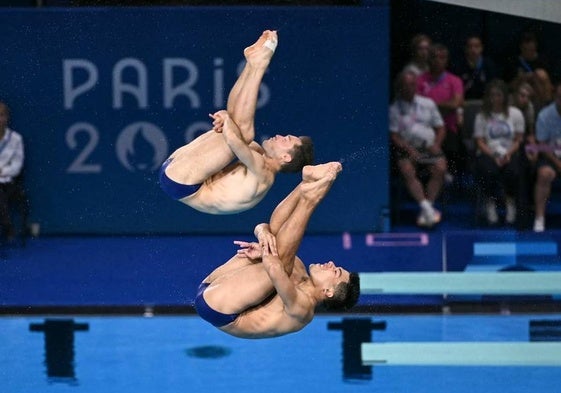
417, 43, 465, 178
390, 70, 447, 227
504, 31, 553, 114
452, 34, 499, 100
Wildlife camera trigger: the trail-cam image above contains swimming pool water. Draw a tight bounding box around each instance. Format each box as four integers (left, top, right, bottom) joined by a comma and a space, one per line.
1, 314, 560, 393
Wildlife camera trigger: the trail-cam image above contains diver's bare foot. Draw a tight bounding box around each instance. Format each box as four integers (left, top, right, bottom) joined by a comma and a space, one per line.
302, 162, 342, 182
243, 30, 278, 68
300, 162, 341, 203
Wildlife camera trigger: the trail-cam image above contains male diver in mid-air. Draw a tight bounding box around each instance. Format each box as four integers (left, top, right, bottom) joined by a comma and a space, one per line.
159, 30, 314, 214
194, 162, 360, 339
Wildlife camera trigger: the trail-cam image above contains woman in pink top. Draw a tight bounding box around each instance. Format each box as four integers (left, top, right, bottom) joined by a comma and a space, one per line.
417, 43, 464, 177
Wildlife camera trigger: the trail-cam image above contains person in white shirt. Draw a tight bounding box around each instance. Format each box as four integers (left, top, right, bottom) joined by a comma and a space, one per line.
473, 79, 525, 226
0, 101, 25, 241
389, 70, 447, 227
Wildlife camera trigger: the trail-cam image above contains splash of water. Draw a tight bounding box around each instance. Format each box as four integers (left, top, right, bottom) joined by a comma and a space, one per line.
338, 143, 386, 166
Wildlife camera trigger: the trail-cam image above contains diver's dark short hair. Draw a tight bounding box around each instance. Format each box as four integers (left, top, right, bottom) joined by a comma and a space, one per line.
280, 136, 314, 173
323, 272, 360, 311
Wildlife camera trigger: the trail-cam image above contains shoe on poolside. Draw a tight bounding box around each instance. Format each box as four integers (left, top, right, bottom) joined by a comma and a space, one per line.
485, 200, 498, 225
505, 197, 516, 224
533, 217, 545, 233
417, 208, 441, 228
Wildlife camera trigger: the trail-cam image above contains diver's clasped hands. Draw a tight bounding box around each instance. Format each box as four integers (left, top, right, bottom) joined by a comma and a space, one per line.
234, 229, 278, 259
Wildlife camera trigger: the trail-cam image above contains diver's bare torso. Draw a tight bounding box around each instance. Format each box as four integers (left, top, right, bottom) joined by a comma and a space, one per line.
162, 30, 282, 215
219, 259, 314, 339
168, 140, 274, 214
181, 161, 274, 214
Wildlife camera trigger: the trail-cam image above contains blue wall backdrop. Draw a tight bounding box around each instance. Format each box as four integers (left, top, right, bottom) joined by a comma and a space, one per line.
0, 6, 389, 235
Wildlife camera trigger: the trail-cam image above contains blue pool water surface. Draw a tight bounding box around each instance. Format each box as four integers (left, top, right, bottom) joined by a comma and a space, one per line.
1, 314, 560, 393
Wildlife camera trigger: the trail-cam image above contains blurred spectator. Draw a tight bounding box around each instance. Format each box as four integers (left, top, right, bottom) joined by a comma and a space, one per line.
417, 43, 465, 177
510, 80, 536, 140
504, 31, 553, 112
0, 101, 25, 242
512, 72, 553, 117
504, 31, 551, 82
510, 80, 537, 229
452, 34, 499, 100
473, 79, 524, 226
390, 70, 447, 228
403, 33, 432, 76
532, 83, 561, 232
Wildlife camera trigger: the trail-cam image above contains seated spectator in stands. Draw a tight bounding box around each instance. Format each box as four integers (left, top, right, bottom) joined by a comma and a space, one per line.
0, 101, 25, 242
473, 79, 524, 226
510, 80, 537, 229
417, 43, 464, 177
504, 31, 553, 113
533, 83, 561, 232
513, 71, 553, 117
390, 70, 447, 228
505, 31, 551, 82
511, 72, 553, 121
403, 33, 432, 76
510, 80, 536, 141
452, 34, 499, 100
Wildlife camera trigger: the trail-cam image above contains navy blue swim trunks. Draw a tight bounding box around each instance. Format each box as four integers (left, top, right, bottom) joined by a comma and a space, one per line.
194, 283, 239, 327
159, 158, 202, 199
